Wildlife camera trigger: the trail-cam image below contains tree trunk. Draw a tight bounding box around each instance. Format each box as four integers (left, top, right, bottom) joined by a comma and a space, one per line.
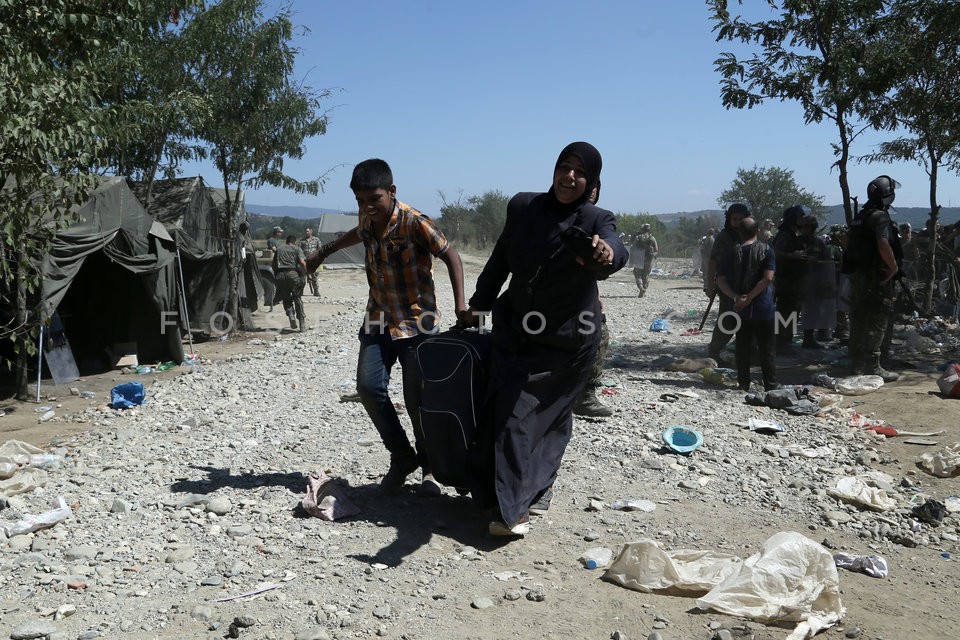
835, 113, 854, 226
923, 157, 941, 313
220, 165, 240, 333
14, 237, 30, 400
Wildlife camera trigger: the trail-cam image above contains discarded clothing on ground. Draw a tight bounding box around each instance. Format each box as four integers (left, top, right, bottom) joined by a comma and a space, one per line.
745, 386, 820, 415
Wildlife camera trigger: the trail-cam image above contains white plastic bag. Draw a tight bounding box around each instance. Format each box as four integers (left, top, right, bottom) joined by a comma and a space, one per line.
834, 375, 884, 396
1, 496, 71, 537
603, 539, 743, 593
918, 442, 960, 478
696, 532, 845, 640
827, 476, 897, 511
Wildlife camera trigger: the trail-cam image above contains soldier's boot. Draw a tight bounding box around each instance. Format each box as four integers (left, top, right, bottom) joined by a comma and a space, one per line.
298, 316, 306, 333
865, 356, 900, 383
573, 389, 613, 418
287, 310, 298, 330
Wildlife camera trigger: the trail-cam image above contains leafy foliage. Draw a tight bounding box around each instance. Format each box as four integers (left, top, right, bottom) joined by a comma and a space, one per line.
184, 0, 332, 325
718, 166, 827, 221
0, 1, 201, 396
709, 0, 886, 224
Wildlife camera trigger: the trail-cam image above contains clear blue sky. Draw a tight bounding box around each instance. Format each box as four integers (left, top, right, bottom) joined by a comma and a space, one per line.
186, 1, 960, 216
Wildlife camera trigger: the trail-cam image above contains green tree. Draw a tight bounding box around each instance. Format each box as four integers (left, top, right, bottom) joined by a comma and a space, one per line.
614, 213, 665, 239
185, 0, 332, 329
94, 6, 208, 205
709, 0, 885, 224
1, 1, 199, 398
718, 166, 826, 222
438, 190, 509, 252
858, 0, 960, 310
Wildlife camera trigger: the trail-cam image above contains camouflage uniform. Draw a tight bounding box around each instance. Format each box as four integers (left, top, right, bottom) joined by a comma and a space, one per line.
300, 235, 321, 296
573, 318, 611, 417
847, 206, 900, 375
273, 242, 306, 331
631, 232, 658, 297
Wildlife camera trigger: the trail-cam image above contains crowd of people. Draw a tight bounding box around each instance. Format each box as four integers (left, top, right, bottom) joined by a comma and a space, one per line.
298, 149, 959, 540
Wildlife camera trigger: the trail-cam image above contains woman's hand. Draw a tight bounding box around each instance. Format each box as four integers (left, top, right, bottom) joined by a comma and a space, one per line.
576, 235, 614, 266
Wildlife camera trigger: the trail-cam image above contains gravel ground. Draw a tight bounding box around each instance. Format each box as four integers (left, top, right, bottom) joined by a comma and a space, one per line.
1, 255, 959, 640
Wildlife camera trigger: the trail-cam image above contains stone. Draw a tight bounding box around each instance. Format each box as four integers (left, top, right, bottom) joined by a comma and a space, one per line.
11, 620, 60, 640
110, 498, 133, 514
372, 605, 391, 619
165, 546, 195, 563
63, 545, 98, 561
503, 589, 523, 601
191, 605, 214, 622
206, 496, 233, 516
471, 597, 495, 609
295, 628, 330, 640
845, 628, 862, 638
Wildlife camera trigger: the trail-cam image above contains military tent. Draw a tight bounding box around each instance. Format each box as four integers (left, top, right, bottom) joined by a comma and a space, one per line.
132, 177, 263, 333
315, 213, 363, 268
37, 176, 184, 372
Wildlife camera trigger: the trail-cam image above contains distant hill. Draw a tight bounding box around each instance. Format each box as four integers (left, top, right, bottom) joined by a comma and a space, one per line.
245, 204, 354, 239
246, 203, 350, 219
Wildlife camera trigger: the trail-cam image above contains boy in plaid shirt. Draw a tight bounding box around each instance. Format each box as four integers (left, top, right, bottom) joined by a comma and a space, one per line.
314, 159, 466, 494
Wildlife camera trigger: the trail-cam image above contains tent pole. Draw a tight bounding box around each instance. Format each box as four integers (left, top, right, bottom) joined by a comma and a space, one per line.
36, 325, 44, 403
175, 247, 195, 358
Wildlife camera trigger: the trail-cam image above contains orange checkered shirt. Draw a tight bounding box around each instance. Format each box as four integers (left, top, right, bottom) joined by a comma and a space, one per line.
359, 201, 449, 339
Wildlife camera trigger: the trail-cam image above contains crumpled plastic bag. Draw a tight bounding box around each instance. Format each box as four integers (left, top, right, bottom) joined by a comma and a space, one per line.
834, 375, 884, 396
936, 363, 960, 398
827, 476, 897, 511
605, 533, 844, 640
603, 539, 743, 593
111, 381, 146, 409
0, 496, 70, 537
301, 471, 360, 521
918, 442, 960, 478
695, 532, 845, 640
649, 318, 670, 332
833, 553, 889, 578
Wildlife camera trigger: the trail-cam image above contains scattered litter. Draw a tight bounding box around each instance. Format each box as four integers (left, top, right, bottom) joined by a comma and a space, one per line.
865, 425, 945, 438
301, 471, 360, 521
918, 442, 960, 477
834, 375, 884, 396
810, 372, 837, 388
747, 418, 786, 435
911, 499, 947, 526
662, 425, 703, 455
902, 438, 940, 446
849, 412, 884, 428
604, 532, 844, 640
0, 496, 71, 537
679, 328, 702, 336
698, 367, 727, 385
936, 363, 960, 398
833, 553, 889, 578
491, 570, 532, 582
580, 547, 614, 570
649, 318, 670, 332
111, 382, 146, 409
212, 582, 280, 603
666, 357, 716, 372
827, 476, 897, 511
610, 498, 656, 512
943, 496, 960, 513
600, 387, 618, 396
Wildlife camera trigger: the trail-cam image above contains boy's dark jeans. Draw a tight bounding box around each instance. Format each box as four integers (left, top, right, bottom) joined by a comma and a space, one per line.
356, 329, 429, 463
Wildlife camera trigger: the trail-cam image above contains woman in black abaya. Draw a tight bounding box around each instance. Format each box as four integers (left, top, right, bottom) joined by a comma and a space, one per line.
463, 142, 627, 536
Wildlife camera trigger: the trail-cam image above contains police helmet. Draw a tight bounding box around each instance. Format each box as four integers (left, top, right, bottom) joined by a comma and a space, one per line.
641, 223, 651, 232
867, 175, 899, 207
725, 203, 750, 218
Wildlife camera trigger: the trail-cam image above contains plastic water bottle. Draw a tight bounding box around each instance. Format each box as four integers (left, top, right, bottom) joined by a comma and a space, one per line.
28, 453, 63, 469
579, 547, 613, 570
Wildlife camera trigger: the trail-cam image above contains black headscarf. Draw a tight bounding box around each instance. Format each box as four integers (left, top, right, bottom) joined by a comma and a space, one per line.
547, 141, 602, 214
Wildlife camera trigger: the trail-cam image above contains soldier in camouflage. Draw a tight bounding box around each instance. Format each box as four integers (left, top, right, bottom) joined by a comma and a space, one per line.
300, 227, 321, 296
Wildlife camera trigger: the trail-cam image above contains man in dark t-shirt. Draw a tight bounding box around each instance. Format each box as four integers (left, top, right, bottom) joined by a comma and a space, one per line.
717, 217, 778, 391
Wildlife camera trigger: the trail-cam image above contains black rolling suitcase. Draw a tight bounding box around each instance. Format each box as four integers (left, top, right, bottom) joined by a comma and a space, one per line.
415, 329, 491, 488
